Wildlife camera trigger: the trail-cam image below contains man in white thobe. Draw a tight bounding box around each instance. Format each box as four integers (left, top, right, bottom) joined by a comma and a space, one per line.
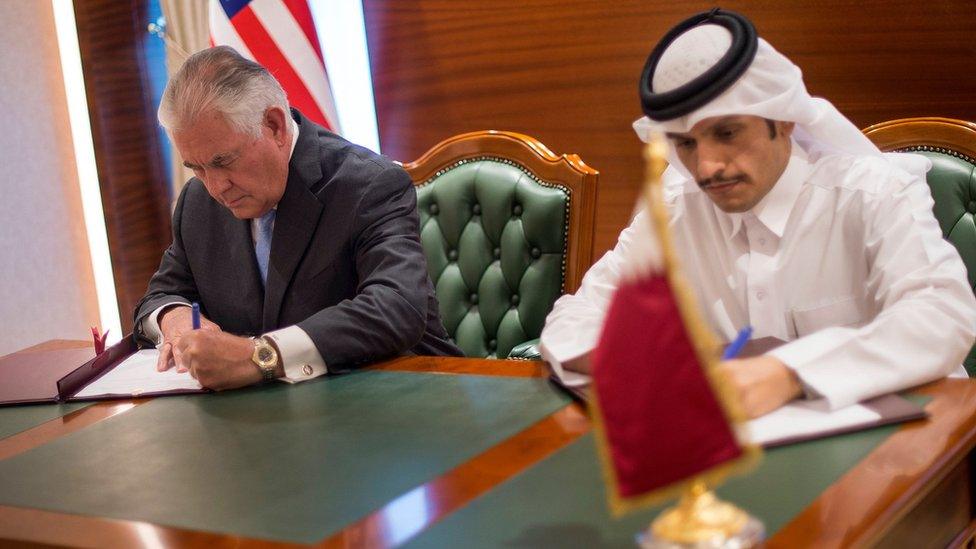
540, 10, 976, 417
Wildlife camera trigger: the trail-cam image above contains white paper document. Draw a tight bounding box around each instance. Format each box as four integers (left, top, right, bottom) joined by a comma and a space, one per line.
75, 349, 203, 398
550, 368, 923, 447
745, 398, 883, 447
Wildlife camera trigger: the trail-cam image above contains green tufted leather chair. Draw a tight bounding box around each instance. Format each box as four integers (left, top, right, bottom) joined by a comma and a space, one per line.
864, 117, 976, 376
403, 131, 598, 359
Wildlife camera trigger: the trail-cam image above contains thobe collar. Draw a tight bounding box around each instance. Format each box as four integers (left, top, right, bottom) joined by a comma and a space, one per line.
717, 140, 812, 240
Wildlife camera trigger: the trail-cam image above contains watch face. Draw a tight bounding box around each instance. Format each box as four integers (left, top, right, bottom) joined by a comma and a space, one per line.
258, 348, 275, 362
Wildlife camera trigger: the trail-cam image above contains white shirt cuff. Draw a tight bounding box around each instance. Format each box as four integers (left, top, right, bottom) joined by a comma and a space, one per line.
539, 342, 592, 388
142, 303, 191, 347
264, 326, 328, 383
768, 333, 847, 409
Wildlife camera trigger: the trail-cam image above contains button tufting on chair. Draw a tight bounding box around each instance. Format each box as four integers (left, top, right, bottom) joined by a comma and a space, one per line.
406, 131, 598, 359
864, 117, 976, 376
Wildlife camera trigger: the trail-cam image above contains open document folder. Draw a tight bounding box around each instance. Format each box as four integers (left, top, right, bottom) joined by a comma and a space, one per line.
0, 335, 207, 406
548, 370, 927, 448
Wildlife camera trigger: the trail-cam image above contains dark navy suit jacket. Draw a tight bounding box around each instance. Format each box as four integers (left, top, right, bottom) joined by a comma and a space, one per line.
135, 109, 461, 368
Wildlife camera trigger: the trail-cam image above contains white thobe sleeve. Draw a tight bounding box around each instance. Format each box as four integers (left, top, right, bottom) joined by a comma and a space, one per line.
540, 210, 652, 385
770, 170, 976, 410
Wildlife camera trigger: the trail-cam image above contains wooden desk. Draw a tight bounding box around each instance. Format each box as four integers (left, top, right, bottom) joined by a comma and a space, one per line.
0, 340, 973, 548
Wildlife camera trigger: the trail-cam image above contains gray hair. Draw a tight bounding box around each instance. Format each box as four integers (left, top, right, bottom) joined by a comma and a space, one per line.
158, 46, 288, 138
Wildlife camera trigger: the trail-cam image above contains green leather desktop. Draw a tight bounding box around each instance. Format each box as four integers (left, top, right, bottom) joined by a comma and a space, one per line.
0, 370, 569, 543
0, 402, 87, 440
403, 421, 912, 548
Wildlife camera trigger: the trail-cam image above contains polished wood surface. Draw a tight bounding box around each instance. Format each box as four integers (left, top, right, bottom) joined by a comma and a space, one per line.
0, 342, 575, 548
371, 354, 549, 377
320, 404, 589, 548
73, 0, 172, 333
0, 341, 974, 547
0, 401, 143, 462
403, 130, 598, 293
0, 403, 586, 549
364, 0, 976, 261
770, 379, 976, 548
0, 504, 302, 549
875, 462, 971, 549
948, 518, 976, 549
2, 339, 92, 356
864, 117, 976, 158
0, 341, 148, 462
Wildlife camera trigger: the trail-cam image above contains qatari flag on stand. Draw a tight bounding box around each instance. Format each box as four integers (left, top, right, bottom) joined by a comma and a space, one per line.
589, 141, 758, 513
210, 0, 341, 133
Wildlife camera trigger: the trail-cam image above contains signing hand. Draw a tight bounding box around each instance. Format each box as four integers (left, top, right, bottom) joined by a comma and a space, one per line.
157, 305, 221, 373
717, 355, 803, 419
562, 353, 592, 375
175, 331, 269, 390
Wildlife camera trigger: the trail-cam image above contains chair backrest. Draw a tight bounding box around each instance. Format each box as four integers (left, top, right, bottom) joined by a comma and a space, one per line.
403, 131, 598, 358
863, 117, 976, 375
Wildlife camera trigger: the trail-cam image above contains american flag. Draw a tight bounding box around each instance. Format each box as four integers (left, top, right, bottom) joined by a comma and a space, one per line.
209, 0, 341, 133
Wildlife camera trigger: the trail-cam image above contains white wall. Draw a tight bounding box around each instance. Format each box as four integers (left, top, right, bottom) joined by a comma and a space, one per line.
0, 1, 100, 355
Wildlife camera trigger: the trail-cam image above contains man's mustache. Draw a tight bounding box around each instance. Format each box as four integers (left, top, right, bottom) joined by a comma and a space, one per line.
698, 174, 747, 189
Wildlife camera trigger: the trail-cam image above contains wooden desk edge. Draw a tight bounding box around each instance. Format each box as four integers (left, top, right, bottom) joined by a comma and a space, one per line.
368, 355, 548, 378
4, 342, 973, 548
0, 343, 561, 548
769, 378, 976, 548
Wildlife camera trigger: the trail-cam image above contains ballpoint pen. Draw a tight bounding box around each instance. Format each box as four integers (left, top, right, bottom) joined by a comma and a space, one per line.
191, 302, 201, 330
722, 325, 753, 360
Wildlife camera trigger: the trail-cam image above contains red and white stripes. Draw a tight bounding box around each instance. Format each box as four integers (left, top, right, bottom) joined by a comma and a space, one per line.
209, 0, 341, 133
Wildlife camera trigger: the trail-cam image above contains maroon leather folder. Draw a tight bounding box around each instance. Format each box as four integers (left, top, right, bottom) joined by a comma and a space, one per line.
0, 335, 208, 406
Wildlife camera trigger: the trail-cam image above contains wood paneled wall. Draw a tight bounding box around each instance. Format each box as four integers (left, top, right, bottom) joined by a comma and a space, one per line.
364, 1, 976, 261
74, 0, 171, 332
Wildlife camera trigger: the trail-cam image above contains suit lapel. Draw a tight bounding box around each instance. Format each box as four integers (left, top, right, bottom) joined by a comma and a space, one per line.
262, 112, 324, 330
222, 212, 266, 331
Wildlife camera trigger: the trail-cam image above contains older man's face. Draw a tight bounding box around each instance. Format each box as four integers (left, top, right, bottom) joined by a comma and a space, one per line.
174, 108, 291, 219
667, 115, 794, 213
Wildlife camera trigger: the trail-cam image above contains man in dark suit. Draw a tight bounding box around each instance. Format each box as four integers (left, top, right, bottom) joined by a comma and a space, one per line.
135, 46, 461, 390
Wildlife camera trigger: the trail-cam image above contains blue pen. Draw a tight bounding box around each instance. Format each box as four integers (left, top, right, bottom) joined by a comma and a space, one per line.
191, 302, 201, 330
722, 326, 753, 360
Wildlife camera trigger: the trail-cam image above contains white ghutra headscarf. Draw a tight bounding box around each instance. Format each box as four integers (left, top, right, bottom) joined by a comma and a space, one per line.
633, 24, 930, 181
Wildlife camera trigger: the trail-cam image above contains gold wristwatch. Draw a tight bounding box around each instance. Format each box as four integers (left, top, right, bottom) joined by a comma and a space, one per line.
251, 336, 280, 381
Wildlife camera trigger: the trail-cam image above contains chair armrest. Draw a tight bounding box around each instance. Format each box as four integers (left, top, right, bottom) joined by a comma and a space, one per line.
507, 338, 542, 361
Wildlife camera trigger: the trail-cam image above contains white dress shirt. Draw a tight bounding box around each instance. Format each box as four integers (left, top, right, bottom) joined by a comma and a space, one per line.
541, 143, 976, 410
141, 118, 328, 383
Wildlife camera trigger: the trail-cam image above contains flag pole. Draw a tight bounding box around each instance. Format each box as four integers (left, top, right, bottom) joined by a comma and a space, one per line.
638, 137, 764, 547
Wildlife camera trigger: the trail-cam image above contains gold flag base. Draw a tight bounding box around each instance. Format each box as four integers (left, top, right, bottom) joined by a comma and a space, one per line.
638, 480, 764, 549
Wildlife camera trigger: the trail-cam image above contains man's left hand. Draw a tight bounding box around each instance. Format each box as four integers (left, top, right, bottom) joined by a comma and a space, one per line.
717, 355, 802, 419
174, 331, 264, 391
